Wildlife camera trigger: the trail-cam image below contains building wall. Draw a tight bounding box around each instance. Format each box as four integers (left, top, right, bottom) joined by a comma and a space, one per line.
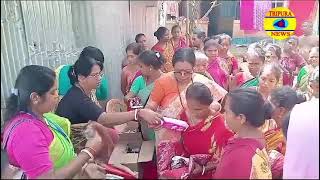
89, 1, 159, 99
1, 1, 160, 124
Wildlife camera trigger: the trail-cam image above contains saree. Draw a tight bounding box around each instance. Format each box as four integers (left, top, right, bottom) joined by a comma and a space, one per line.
171, 37, 188, 52
241, 77, 259, 88
130, 76, 154, 107
149, 72, 227, 146
157, 111, 233, 179
214, 137, 272, 179
207, 58, 229, 89
280, 55, 306, 86
297, 65, 312, 92
130, 76, 156, 140
2, 112, 75, 178
152, 42, 175, 72
220, 53, 239, 75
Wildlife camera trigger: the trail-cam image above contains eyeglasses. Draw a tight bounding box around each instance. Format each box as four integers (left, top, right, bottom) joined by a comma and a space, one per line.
173, 71, 193, 76
88, 72, 104, 79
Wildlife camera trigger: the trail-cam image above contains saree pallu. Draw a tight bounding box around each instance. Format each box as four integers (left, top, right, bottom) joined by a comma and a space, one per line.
156, 112, 233, 179
149, 72, 227, 146
3, 112, 76, 171
297, 65, 311, 92
207, 58, 229, 89
240, 77, 259, 88
171, 37, 188, 52
265, 128, 286, 155
152, 42, 175, 72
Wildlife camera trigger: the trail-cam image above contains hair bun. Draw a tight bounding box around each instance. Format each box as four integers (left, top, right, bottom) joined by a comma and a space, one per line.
154, 31, 158, 37
263, 102, 273, 120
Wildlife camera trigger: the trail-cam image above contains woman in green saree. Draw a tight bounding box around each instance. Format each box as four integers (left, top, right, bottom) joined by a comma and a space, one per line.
124, 50, 164, 140
125, 50, 164, 106
240, 45, 266, 88
2, 65, 107, 179
295, 47, 319, 92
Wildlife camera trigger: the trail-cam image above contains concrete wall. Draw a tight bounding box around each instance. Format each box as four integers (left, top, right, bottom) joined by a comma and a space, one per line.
89, 1, 159, 99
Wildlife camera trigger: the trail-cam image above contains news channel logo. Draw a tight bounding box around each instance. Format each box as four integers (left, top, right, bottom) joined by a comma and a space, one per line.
264, 7, 296, 40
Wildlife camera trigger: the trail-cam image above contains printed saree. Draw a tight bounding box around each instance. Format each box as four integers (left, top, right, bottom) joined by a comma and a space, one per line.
152, 42, 175, 72
171, 37, 188, 52
148, 72, 227, 146
157, 111, 233, 179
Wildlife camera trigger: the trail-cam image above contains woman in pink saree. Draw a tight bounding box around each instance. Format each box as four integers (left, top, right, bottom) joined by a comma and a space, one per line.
170, 25, 188, 52
156, 83, 233, 179
204, 39, 229, 90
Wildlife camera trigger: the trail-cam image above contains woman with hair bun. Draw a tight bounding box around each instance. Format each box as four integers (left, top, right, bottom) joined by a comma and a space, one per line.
152, 27, 175, 72
214, 88, 272, 179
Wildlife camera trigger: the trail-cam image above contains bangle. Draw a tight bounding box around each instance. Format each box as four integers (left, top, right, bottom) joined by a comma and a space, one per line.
85, 146, 97, 157
201, 165, 206, 175
134, 109, 141, 121
80, 149, 94, 160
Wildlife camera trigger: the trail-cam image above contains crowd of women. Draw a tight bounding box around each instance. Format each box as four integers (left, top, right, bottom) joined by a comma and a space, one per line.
1, 20, 319, 179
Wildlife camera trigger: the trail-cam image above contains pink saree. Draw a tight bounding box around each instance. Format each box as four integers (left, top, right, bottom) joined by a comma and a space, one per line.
207, 57, 229, 90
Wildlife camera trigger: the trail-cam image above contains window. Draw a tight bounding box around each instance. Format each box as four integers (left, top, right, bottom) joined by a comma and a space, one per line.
272, 0, 286, 8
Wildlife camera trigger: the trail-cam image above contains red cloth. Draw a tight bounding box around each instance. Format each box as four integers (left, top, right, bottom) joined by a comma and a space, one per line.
157, 112, 234, 179
214, 138, 266, 179
288, 0, 317, 36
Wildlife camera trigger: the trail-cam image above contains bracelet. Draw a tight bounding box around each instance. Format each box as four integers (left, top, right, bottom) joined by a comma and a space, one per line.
84, 146, 97, 157
201, 165, 206, 175
80, 149, 94, 160
134, 109, 141, 121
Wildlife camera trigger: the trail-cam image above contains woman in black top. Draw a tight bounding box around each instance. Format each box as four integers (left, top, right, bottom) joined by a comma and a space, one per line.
56, 55, 162, 127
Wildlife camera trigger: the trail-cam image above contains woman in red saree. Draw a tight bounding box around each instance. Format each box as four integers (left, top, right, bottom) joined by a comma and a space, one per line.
157, 82, 233, 179
214, 88, 272, 179
152, 27, 175, 72
121, 43, 144, 95
280, 36, 306, 86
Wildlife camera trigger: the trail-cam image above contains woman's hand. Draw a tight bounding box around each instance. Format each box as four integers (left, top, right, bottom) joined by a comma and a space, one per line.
138, 109, 162, 126
84, 121, 103, 157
